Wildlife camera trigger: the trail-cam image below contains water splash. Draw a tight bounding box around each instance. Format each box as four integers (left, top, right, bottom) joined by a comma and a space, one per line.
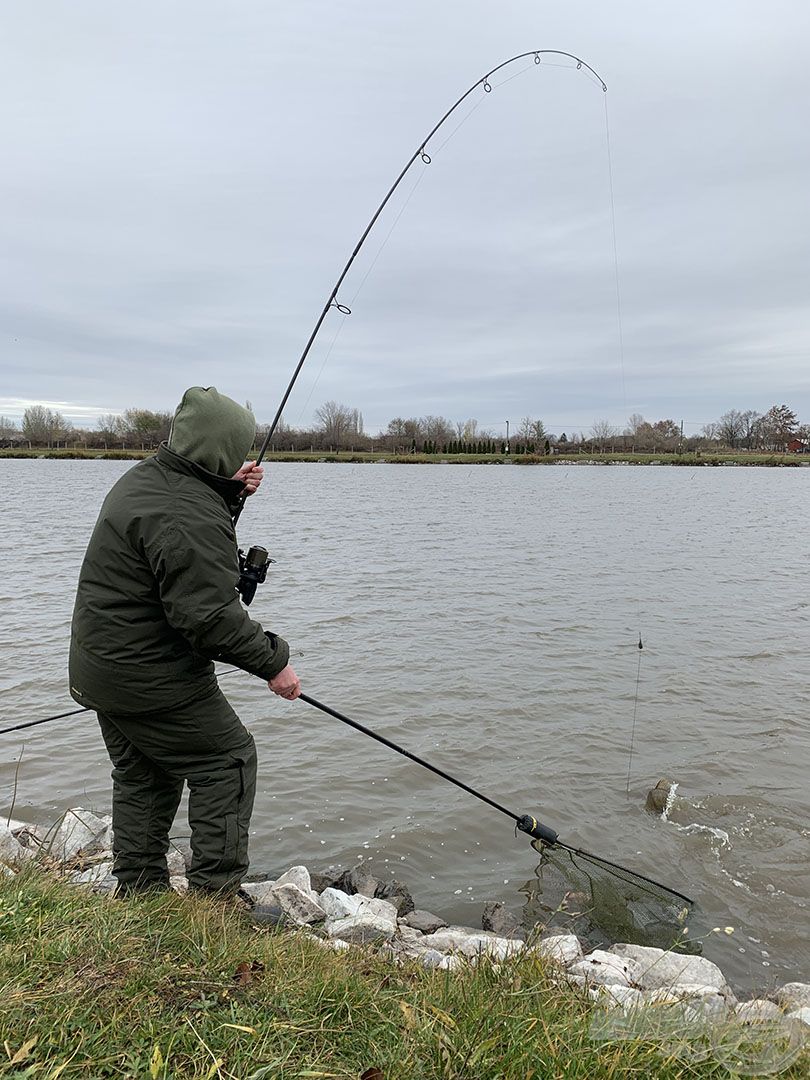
660, 781, 679, 821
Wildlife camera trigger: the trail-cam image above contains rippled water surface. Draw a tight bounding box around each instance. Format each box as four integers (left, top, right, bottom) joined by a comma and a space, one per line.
1, 459, 807, 990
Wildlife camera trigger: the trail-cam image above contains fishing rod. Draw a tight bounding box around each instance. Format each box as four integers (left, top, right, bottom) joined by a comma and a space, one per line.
1, 682, 693, 910
232, 49, 608, 601
299, 691, 694, 908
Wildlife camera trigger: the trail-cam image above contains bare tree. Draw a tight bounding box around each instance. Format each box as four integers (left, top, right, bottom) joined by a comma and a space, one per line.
0, 415, 18, 441
716, 409, 745, 449
627, 413, 647, 437
590, 419, 618, 450
739, 410, 761, 449
314, 401, 358, 446
700, 422, 719, 443
22, 406, 72, 447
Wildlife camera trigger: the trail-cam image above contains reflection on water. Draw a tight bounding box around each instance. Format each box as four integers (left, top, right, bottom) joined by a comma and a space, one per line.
0, 459, 808, 991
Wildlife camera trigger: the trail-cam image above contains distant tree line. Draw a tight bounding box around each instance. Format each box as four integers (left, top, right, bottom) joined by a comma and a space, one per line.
1, 400, 807, 454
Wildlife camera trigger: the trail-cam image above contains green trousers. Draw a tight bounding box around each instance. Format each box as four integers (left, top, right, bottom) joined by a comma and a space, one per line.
97, 684, 257, 894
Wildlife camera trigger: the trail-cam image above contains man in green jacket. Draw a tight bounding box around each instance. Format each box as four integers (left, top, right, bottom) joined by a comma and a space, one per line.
70, 387, 300, 896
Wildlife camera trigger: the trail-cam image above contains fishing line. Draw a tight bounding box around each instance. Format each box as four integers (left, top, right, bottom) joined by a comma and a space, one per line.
0, 668, 243, 737
291, 162, 432, 427
625, 634, 644, 794
231, 48, 608, 526
602, 86, 647, 788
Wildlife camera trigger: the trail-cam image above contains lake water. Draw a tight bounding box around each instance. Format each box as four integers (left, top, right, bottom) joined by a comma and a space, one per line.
0, 459, 807, 990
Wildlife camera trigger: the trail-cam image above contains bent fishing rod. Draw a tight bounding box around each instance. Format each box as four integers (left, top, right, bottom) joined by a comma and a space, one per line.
232, 49, 607, 555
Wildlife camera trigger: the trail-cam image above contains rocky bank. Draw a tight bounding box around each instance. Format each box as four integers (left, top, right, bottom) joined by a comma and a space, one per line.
2, 807, 809, 1039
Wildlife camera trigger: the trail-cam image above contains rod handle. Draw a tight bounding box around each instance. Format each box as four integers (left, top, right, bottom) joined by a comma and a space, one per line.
516, 814, 558, 846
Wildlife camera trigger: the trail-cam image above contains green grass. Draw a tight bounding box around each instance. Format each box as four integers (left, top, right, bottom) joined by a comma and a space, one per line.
0, 873, 807, 1078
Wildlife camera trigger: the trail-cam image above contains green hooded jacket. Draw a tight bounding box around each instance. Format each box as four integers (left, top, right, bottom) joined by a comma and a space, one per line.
69, 387, 290, 715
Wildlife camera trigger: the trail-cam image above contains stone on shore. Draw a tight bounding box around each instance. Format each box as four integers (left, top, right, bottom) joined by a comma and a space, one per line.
481, 901, 523, 938
591, 984, 646, 1011
420, 927, 524, 961
240, 879, 276, 905
0, 823, 33, 866
530, 934, 583, 966
608, 943, 733, 998
735, 999, 784, 1022
568, 949, 643, 988
69, 861, 116, 891
274, 866, 318, 899
375, 879, 415, 916
42, 808, 112, 862
787, 1007, 810, 1027
335, 866, 380, 898
327, 911, 397, 945
325, 894, 399, 944
402, 909, 448, 934
774, 983, 810, 1011
319, 887, 363, 921
267, 882, 326, 925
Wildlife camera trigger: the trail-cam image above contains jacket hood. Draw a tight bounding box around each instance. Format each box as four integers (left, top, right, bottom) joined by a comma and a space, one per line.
168, 387, 255, 478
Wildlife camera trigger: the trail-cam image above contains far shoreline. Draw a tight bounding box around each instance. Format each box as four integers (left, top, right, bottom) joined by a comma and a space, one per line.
1, 448, 809, 467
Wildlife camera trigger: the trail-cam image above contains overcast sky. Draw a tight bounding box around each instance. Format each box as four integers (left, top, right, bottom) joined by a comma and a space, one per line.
1, 1, 808, 437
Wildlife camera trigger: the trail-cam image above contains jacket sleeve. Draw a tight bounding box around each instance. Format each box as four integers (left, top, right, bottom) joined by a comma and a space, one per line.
145, 516, 290, 680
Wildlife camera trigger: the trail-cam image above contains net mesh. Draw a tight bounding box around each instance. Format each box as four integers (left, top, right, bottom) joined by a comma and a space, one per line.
520, 840, 697, 953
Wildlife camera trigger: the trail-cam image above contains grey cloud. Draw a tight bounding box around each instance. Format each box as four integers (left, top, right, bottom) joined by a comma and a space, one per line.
0, 0, 808, 433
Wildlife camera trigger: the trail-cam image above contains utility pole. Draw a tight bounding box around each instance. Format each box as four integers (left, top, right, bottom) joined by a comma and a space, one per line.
505, 419, 510, 454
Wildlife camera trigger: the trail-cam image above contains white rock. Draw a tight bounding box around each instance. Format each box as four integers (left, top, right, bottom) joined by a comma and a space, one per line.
1, 866, 16, 878
531, 934, 582, 966
419, 949, 447, 969
775, 983, 810, 1011
786, 1007, 810, 1027
642, 985, 701, 1005
70, 861, 115, 890
43, 808, 112, 862
608, 944, 731, 996
266, 882, 326, 925
735, 999, 784, 1023
437, 954, 464, 971
305, 935, 353, 952
357, 897, 400, 924
681, 994, 731, 1021
594, 985, 645, 1011
420, 927, 523, 960
319, 887, 363, 920
568, 950, 642, 988
240, 879, 276, 905
327, 912, 397, 944
275, 865, 316, 898
0, 823, 32, 866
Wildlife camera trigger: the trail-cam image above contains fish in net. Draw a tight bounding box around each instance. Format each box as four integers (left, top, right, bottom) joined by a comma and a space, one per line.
519, 836, 698, 953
